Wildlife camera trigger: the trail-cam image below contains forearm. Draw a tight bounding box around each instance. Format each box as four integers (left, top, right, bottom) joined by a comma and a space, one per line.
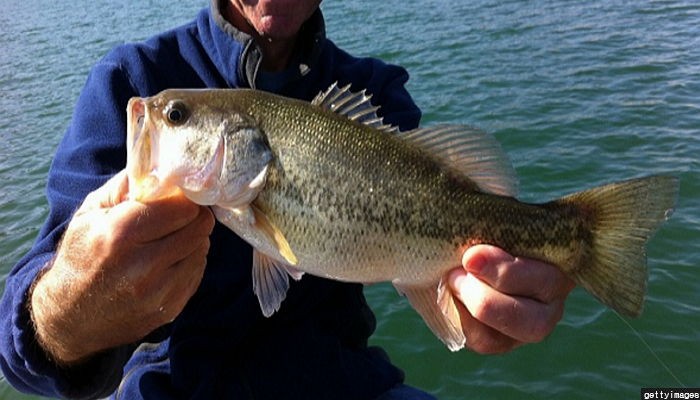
29, 261, 106, 366
0, 255, 129, 400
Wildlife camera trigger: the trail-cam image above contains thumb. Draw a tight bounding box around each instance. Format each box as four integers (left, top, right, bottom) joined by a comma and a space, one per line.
82, 170, 130, 209
461, 244, 515, 277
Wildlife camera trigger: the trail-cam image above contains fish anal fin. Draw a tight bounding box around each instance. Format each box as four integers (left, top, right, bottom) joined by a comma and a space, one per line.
437, 277, 463, 334
396, 125, 519, 197
395, 281, 466, 352
251, 205, 298, 266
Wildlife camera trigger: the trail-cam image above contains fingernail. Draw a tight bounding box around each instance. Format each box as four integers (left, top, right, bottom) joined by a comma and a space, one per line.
448, 268, 466, 287
463, 251, 487, 275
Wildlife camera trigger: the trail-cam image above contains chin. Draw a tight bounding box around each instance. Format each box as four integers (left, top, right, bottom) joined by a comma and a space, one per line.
257, 16, 304, 40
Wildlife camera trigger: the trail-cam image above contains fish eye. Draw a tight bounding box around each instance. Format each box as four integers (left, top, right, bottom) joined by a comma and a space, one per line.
163, 100, 189, 126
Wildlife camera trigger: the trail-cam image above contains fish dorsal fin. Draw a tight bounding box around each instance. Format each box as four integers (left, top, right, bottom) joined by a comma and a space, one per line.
312, 82, 398, 133
396, 124, 519, 197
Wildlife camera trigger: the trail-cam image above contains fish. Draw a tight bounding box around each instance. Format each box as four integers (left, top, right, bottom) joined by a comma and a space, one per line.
125, 83, 679, 351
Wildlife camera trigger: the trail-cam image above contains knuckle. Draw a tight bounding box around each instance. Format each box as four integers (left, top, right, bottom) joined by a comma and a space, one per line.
468, 332, 512, 355
523, 316, 551, 343
523, 304, 562, 343
187, 238, 211, 268
195, 211, 216, 237
173, 198, 200, 220
160, 304, 183, 323
198, 238, 211, 257
107, 216, 133, 245
202, 207, 216, 228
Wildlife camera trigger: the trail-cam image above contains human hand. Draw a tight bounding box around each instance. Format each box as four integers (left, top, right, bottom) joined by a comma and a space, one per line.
448, 245, 575, 354
30, 170, 215, 365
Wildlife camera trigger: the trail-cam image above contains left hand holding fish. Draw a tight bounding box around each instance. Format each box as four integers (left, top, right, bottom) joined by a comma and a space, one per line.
448, 244, 576, 354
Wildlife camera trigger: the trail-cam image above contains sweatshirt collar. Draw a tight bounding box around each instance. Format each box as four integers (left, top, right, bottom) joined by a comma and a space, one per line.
208, 0, 326, 90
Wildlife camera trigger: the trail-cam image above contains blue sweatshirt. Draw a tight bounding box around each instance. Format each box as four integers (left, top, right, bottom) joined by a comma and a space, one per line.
0, 2, 423, 399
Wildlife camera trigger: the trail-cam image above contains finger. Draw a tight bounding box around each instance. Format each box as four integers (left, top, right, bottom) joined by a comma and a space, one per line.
144, 206, 215, 269
82, 170, 130, 210
451, 289, 522, 354
108, 196, 206, 243
450, 270, 564, 344
462, 245, 575, 304
125, 229, 210, 322
153, 240, 210, 323
117, 205, 214, 275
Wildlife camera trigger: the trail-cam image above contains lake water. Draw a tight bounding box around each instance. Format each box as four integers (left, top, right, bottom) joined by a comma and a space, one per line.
1, 0, 698, 399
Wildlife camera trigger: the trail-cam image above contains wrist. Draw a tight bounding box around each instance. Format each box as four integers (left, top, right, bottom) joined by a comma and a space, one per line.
29, 264, 97, 365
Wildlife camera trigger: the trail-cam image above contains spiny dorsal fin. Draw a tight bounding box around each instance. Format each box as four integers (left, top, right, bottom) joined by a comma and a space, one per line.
396, 125, 519, 197
312, 82, 397, 133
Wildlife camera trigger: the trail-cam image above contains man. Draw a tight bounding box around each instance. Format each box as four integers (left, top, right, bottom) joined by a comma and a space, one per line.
0, 0, 574, 398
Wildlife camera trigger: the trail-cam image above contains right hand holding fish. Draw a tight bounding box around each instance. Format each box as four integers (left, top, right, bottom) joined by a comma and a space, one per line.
448, 245, 575, 354
29, 170, 215, 365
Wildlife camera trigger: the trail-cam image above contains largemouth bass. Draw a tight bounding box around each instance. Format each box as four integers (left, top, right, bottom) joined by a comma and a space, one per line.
126, 84, 678, 351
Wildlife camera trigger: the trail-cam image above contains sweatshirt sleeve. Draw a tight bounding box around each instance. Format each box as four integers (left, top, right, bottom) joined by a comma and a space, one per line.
0, 58, 139, 399
367, 62, 422, 132
329, 47, 422, 132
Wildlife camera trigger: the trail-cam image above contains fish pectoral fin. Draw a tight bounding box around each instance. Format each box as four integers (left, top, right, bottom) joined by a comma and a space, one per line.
251, 205, 298, 266
253, 250, 302, 317
211, 205, 254, 233
394, 281, 466, 352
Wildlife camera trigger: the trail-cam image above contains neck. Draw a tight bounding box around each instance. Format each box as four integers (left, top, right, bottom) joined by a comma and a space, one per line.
257, 37, 298, 72
222, 2, 298, 72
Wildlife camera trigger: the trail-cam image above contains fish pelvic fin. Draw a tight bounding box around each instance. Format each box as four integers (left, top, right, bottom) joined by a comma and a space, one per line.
253, 250, 303, 317
394, 279, 466, 352
213, 204, 303, 317
559, 175, 679, 317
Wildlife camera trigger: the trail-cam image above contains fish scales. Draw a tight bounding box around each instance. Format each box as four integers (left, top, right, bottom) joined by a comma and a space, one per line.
225, 91, 594, 283
126, 85, 678, 350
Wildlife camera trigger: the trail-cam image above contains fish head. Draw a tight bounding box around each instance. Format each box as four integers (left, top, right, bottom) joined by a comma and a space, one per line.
126, 89, 272, 206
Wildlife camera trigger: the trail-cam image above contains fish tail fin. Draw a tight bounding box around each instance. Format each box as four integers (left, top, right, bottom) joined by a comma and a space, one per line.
559, 175, 679, 317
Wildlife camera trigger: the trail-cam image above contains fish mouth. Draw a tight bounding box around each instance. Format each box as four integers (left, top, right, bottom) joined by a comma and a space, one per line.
126, 97, 158, 192
126, 96, 226, 203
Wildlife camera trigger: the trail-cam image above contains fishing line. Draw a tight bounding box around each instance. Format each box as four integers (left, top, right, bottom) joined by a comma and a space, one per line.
615, 312, 685, 388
